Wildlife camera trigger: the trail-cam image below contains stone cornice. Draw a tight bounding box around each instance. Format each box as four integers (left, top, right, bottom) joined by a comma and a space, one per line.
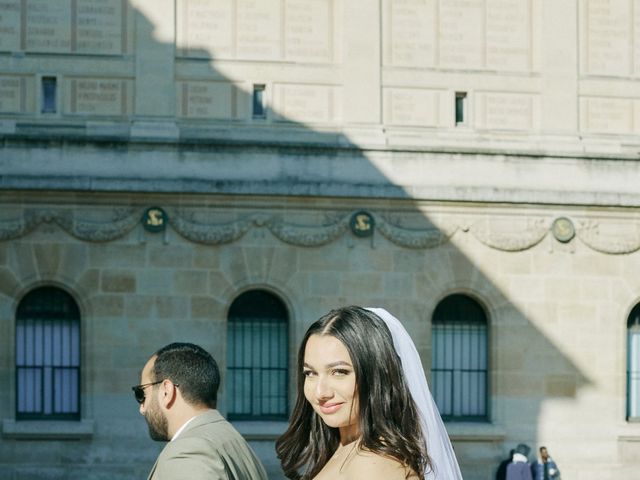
3, 136, 640, 208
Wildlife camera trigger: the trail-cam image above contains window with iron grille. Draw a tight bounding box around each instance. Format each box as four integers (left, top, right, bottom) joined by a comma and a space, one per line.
627, 303, 640, 419
16, 287, 81, 420
227, 290, 288, 420
431, 293, 488, 421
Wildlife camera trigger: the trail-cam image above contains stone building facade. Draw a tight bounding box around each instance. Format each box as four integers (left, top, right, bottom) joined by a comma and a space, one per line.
1, 1, 640, 479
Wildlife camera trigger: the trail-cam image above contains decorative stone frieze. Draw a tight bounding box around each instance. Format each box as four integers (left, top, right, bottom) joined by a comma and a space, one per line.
266, 215, 350, 247
0, 208, 137, 242
3, 207, 640, 256
61, 209, 138, 242
0, 214, 39, 240
170, 212, 257, 245
376, 215, 453, 249
469, 217, 548, 252
577, 220, 640, 255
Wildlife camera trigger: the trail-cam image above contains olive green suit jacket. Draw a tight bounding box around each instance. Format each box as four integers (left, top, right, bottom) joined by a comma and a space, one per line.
147, 410, 268, 480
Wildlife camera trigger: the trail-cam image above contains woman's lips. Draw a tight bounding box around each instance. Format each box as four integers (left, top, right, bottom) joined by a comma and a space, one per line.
319, 402, 344, 414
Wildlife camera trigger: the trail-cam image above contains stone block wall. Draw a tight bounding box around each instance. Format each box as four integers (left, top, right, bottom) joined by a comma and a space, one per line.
0, 193, 639, 478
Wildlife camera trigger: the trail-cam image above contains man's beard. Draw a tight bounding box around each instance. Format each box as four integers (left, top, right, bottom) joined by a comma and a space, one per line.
145, 397, 169, 441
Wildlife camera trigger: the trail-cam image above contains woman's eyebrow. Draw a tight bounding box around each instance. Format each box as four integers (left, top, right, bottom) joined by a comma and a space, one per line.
303, 360, 352, 369
326, 361, 352, 368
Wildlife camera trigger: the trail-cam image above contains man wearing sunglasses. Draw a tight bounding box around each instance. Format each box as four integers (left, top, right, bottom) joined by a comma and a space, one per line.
133, 342, 268, 480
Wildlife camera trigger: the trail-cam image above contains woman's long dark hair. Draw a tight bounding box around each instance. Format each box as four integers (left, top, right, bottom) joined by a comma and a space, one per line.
275, 306, 431, 479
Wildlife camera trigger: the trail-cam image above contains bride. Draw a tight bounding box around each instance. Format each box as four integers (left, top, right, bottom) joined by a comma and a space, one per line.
275, 306, 462, 479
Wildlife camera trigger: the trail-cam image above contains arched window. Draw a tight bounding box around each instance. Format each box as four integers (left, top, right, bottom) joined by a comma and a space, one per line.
16, 286, 81, 420
431, 294, 488, 421
627, 303, 640, 419
227, 290, 288, 420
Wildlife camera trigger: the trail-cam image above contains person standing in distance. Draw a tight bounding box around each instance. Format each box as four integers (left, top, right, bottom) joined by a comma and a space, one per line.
133, 342, 268, 480
531, 447, 560, 480
506, 444, 533, 480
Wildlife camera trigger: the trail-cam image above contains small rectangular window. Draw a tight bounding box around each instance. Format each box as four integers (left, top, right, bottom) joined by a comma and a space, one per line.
41, 76, 57, 114
455, 92, 467, 125
252, 84, 266, 119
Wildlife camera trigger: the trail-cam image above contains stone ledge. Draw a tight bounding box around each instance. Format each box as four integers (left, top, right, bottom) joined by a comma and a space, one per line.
446, 422, 507, 442
618, 420, 640, 442
2, 419, 94, 440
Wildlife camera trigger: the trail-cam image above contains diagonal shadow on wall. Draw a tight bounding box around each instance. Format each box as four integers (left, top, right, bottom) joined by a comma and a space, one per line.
0, 2, 592, 480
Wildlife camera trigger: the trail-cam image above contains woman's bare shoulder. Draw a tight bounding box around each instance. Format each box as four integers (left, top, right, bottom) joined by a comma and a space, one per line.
346, 449, 418, 480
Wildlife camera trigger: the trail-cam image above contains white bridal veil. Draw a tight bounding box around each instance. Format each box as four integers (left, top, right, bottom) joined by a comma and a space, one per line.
366, 308, 463, 480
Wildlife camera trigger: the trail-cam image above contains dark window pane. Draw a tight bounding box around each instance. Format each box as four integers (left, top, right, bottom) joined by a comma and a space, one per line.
433, 293, 486, 325
627, 303, 640, 418
455, 92, 466, 124
16, 287, 80, 420
432, 294, 488, 421
41, 77, 57, 114
252, 85, 265, 118
227, 290, 288, 420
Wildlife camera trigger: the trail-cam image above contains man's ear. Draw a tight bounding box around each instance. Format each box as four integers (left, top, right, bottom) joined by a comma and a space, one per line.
159, 379, 179, 409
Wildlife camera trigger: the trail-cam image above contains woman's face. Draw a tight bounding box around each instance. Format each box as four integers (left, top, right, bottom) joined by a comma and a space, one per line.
303, 334, 359, 437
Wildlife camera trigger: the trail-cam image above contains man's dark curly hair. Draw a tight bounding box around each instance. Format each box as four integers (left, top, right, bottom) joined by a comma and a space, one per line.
151, 342, 220, 408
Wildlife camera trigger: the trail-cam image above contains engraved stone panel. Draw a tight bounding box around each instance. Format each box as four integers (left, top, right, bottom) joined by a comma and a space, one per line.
0, 1, 21, 51
26, 0, 72, 53
68, 78, 131, 116
486, 0, 530, 71
581, 96, 636, 134
273, 84, 337, 123
176, 0, 234, 59
383, 88, 440, 127
284, 0, 332, 62
438, 0, 484, 69
0, 76, 31, 113
75, 0, 124, 54
237, 0, 282, 60
177, 81, 236, 119
384, 0, 436, 67
478, 92, 535, 130
584, 0, 630, 76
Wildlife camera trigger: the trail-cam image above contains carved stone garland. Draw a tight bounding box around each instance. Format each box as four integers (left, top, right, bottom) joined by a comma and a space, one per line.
0, 207, 638, 254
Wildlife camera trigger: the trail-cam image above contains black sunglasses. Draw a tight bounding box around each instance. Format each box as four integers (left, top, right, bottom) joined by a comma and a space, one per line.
132, 380, 177, 404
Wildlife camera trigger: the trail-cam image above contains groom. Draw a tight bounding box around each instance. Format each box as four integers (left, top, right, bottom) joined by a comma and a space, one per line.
133, 342, 267, 480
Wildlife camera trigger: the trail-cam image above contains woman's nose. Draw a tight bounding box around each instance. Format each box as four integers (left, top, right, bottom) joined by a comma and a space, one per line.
315, 376, 333, 399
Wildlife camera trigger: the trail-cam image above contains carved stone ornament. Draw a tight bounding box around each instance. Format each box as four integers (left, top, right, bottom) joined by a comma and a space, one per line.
170, 213, 257, 245
349, 211, 375, 238
470, 217, 548, 252
576, 220, 640, 254
266, 215, 349, 247
141, 207, 168, 233
3, 205, 638, 255
551, 217, 575, 243
0, 214, 40, 240
0, 208, 138, 242
376, 216, 454, 249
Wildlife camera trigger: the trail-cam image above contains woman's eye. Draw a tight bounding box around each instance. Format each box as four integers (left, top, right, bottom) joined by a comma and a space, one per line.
303, 370, 315, 377
333, 369, 350, 376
